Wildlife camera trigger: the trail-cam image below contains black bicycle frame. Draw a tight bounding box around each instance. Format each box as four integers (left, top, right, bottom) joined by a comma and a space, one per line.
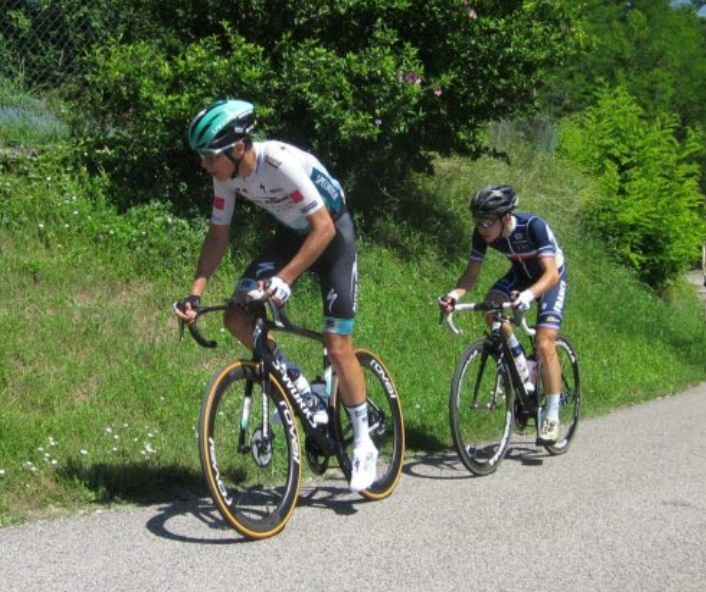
182, 298, 345, 457
488, 319, 541, 420
251, 313, 340, 458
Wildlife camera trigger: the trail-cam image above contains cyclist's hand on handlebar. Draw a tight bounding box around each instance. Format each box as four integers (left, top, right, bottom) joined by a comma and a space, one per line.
438, 294, 457, 315
173, 295, 201, 324
510, 289, 535, 313
263, 276, 291, 308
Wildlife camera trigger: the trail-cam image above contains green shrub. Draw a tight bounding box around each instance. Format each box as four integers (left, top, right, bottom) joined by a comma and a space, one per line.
67, 34, 273, 212
67, 0, 580, 211
559, 86, 706, 289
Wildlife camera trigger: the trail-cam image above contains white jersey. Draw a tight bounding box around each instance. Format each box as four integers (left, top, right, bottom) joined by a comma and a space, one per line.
211, 140, 346, 233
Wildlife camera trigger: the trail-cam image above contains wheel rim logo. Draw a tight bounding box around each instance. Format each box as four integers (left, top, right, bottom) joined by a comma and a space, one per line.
369, 359, 396, 398
209, 437, 234, 506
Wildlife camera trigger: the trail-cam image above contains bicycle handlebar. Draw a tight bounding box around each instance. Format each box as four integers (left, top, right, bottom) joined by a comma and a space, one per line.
442, 301, 535, 337
174, 289, 298, 349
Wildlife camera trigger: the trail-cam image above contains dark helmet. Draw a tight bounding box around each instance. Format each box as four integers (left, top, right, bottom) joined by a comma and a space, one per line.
188, 99, 256, 151
469, 185, 518, 217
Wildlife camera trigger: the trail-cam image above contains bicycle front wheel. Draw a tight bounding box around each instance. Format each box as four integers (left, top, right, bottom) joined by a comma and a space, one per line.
199, 361, 301, 540
449, 339, 514, 476
539, 335, 581, 456
335, 349, 405, 500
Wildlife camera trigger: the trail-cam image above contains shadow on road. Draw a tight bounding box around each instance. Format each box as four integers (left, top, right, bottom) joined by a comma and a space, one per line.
145, 499, 244, 545
401, 442, 548, 481
402, 450, 475, 480
143, 481, 373, 545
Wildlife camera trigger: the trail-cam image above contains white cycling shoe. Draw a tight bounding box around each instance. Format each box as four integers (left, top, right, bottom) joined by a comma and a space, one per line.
349, 440, 378, 493
538, 417, 560, 443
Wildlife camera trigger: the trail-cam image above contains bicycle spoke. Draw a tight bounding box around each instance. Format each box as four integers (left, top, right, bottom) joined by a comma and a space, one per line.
200, 362, 301, 540
450, 340, 514, 475
335, 350, 405, 500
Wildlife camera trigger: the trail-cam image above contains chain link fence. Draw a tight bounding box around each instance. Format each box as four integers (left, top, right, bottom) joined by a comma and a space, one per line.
0, 0, 119, 88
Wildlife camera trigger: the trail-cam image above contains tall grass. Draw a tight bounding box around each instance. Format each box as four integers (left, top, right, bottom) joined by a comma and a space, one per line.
1, 138, 705, 525
0, 77, 68, 147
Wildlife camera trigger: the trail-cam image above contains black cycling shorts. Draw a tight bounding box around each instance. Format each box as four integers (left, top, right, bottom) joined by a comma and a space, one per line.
234, 211, 358, 334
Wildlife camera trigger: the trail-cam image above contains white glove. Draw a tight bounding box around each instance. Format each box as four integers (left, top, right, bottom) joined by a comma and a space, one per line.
513, 289, 535, 313
266, 276, 291, 306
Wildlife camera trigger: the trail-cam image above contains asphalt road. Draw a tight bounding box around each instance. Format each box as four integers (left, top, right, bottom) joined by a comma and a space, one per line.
1, 383, 705, 592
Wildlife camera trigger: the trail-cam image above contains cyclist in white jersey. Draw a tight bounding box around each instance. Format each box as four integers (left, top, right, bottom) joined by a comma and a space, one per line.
173, 99, 377, 492
438, 185, 568, 443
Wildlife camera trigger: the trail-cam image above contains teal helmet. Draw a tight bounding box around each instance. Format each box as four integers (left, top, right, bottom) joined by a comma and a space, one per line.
188, 99, 255, 152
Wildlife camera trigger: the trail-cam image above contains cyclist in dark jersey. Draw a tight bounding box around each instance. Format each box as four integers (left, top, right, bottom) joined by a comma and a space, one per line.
173, 99, 377, 491
438, 185, 568, 443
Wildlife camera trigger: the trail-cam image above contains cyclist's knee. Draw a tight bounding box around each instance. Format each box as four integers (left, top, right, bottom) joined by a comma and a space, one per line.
535, 329, 558, 360
324, 333, 355, 366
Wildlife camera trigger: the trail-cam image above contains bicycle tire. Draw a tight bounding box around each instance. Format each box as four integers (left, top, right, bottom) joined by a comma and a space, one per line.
449, 339, 514, 476
334, 349, 405, 500
199, 360, 301, 540
539, 335, 581, 456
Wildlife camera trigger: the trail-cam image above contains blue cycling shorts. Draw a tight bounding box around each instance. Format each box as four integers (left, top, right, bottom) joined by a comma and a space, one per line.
488, 267, 568, 331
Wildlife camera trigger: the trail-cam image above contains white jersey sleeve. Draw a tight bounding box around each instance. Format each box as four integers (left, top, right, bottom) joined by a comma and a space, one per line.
210, 179, 237, 226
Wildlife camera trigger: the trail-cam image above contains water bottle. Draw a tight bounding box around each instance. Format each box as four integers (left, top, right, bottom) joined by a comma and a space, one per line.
288, 367, 328, 426
507, 335, 533, 393
526, 357, 538, 393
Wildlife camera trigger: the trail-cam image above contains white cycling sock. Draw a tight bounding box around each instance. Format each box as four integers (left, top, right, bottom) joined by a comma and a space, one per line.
545, 394, 560, 421
346, 402, 371, 447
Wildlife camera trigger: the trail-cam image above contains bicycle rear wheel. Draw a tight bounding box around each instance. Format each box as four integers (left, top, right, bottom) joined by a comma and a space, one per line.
199, 361, 301, 540
449, 339, 514, 476
539, 335, 581, 455
335, 349, 405, 500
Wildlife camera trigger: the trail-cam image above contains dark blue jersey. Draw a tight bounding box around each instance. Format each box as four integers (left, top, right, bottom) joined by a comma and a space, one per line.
470, 212, 565, 281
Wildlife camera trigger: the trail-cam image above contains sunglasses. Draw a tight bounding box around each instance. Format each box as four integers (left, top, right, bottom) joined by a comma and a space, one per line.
474, 216, 499, 229
198, 142, 236, 164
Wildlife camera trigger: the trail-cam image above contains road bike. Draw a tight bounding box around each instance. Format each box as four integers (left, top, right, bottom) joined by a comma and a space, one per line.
177, 294, 405, 539
442, 301, 580, 476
